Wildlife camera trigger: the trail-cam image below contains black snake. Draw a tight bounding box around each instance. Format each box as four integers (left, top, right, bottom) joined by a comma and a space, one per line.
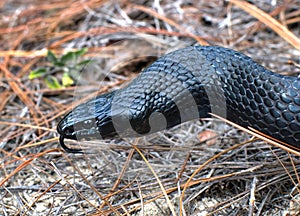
57, 46, 300, 153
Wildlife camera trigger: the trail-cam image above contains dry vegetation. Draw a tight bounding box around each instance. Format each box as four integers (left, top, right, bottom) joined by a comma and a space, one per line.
1, 0, 300, 215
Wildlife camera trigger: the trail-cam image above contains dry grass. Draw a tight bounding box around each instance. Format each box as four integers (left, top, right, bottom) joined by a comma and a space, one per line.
0, 0, 300, 215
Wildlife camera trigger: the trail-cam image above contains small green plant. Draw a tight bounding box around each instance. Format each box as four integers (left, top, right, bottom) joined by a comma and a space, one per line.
29, 48, 92, 89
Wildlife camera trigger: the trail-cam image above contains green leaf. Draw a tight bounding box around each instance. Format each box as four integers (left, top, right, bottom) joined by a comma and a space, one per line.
60, 48, 88, 63
29, 48, 91, 88
74, 48, 88, 57
47, 50, 58, 63
28, 68, 47, 79
62, 73, 74, 87
77, 59, 94, 66
53, 61, 65, 67
45, 76, 62, 89
60, 51, 76, 63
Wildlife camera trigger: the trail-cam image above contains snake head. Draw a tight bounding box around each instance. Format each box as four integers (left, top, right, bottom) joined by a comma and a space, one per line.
57, 91, 119, 153
57, 86, 178, 153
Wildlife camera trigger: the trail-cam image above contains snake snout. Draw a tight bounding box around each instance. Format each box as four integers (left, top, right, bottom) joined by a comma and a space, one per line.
57, 113, 77, 140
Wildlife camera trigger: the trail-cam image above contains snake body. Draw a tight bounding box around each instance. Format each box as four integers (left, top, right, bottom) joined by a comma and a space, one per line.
57, 46, 300, 153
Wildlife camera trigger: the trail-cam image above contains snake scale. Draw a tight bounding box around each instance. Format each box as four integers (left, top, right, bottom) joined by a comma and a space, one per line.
57, 46, 300, 153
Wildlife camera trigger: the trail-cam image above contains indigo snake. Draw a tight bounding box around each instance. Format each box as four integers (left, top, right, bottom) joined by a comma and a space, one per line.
57, 46, 300, 153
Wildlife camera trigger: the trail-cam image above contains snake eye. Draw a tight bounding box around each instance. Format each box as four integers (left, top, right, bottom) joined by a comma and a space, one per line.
71, 119, 96, 131
82, 119, 95, 129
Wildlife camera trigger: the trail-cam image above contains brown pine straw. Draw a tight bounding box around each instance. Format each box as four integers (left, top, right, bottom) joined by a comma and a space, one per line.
230, 0, 300, 50
131, 140, 177, 216
179, 141, 247, 216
